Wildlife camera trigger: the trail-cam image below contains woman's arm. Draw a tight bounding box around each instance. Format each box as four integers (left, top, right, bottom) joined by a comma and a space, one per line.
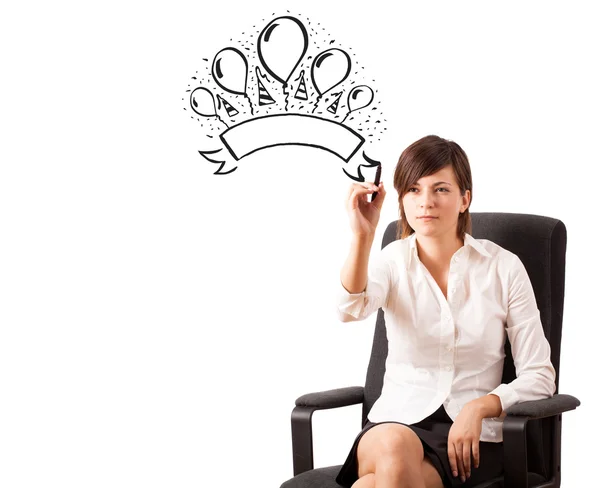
340, 233, 375, 293
337, 180, 389, 322
337, 240, 392, 322
468, 394, 503, 419
486, 254, 557, 418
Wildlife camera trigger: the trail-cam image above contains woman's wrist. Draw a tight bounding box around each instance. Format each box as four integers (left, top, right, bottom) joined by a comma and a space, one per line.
468, 394, 503, 419
351, 231, 375, 245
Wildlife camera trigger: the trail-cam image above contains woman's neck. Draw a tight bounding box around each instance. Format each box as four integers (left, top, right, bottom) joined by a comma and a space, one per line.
415, 233, 464, 269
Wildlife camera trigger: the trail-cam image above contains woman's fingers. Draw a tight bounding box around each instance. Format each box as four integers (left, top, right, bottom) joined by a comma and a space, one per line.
371, 182, 386, 209
447, 442, 458, 479
348, 181, 381, 197
456, 443, 466, 482
473, 441, 480, 469
348, 187, 371, 210
347, 182, 382, 210
463, 442, 471, 479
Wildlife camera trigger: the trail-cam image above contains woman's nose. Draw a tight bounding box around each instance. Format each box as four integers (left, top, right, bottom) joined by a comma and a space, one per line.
419, 191, 435, 207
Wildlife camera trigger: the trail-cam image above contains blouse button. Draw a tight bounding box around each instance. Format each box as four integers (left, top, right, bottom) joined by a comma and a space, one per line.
445, 366, 452, 371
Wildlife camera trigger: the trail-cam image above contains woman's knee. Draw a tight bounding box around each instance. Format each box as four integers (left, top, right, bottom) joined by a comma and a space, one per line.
357, 423, 424, 477
377, 424, 424, 459
350, 473, 375, 488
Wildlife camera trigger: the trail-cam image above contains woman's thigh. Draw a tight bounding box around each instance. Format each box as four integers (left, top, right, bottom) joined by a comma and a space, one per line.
422, 457, 444, 488
356, 422, 425, 478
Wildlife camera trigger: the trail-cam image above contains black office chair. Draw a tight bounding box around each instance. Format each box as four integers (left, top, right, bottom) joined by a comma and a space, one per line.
280, 213, 581, 488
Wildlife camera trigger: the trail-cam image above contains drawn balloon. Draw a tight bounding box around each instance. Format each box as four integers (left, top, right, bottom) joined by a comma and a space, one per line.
348, 85, 374, 113
190, 87, 217, 117
212, 48, 248, 95
257, 16, 309, 85
311, 48, 351, 96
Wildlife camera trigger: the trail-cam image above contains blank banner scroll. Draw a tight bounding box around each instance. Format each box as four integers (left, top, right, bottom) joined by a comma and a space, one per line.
220, 113, 365, 161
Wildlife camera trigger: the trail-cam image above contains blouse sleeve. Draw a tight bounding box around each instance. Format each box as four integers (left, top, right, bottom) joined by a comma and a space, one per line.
336, 246, 392, 322
488, 254, 557, 418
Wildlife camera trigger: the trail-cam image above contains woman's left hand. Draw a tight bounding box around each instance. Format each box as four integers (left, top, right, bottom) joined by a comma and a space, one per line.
447, 403, 483, 482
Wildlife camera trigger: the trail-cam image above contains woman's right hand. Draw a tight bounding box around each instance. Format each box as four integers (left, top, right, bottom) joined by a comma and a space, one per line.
346, 181, 386, 238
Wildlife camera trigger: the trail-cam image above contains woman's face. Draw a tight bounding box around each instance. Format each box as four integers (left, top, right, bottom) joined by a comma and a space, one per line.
401, 166, 470, 240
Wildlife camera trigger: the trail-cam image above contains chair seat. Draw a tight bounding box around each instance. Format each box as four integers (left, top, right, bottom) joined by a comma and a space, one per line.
279, 465, 547, 488
280, 465, 343, 488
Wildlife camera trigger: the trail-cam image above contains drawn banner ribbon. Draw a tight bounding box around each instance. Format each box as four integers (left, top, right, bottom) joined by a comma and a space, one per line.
219, 113, 377, 180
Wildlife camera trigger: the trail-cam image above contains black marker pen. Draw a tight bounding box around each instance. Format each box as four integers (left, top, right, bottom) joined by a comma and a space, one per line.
370, 164, 382, 202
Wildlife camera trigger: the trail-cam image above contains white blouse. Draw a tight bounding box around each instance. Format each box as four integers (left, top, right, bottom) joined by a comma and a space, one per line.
337, 232, 556, 442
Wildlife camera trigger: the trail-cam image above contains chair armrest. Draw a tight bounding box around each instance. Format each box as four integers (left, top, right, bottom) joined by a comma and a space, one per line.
295, 386, 364, 410
505, 393, 581, 420
291, 386, 364, 476
502, 393, 581, 488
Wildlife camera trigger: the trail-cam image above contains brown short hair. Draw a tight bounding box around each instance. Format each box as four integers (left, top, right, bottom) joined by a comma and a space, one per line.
393, 135, 473, 241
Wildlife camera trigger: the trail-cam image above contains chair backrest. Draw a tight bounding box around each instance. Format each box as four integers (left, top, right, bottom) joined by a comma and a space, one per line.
362, 212, 567, 479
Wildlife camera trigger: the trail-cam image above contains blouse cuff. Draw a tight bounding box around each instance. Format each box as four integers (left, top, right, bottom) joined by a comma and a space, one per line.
488, 384, 520, 420
337, 279, 367, 319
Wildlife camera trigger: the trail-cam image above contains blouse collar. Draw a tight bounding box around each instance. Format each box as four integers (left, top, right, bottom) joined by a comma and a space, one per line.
407, 232, 492, 267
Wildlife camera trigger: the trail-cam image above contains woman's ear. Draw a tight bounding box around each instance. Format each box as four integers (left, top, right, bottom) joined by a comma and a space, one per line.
462, 190, 471, 211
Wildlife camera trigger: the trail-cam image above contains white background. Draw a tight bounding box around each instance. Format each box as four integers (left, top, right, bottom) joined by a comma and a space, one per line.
1, 1, 598, 487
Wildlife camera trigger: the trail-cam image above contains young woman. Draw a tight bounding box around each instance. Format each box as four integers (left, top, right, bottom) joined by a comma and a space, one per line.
335, 135, 556, 488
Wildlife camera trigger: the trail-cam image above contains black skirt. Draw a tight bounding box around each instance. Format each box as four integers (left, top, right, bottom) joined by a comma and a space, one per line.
335, 404, 504, 488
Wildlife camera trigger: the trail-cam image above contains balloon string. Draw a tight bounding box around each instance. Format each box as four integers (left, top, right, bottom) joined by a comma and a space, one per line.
215, 114, 229, 129
244, 94, 254, 116
283, 82, 289, 112
311, 94, 322, 114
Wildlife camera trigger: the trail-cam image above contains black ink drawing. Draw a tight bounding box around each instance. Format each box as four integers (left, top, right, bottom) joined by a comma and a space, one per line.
183, 11, 387, 180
